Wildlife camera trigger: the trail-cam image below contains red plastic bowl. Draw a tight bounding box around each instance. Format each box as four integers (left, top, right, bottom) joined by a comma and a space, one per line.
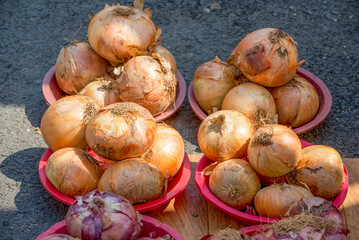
36, 215, 184, 240
42, 66, 187, 121
195, 140, 349, 225
188, 67, 332, 135
39, 149, 191, 213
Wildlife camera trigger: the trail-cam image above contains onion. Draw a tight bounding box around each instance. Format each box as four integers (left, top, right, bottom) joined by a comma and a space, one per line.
86, 102, 157, 161
88, 3, 158, 64
117, 55, 177, 116
45, 148, 102, 198
141, 123, 184, 180
193, 57, 237, 114
40, 234, 79, 240
153, 45, 177, 73
198, 110, 255, 162
97, 158, 165, 204
209, 228, 252, 240
254, 184, 313, 218
295, 145, 344, 200
55, 41, 109, 94
209, 159, 261, 210
222, 83, 277, 129
248, 124, 301, 177
234, 28, 305, 87
41, 95, 99, 151
65, 190, 142, 240
257, 171, 295, 187
269, 75, 319, 127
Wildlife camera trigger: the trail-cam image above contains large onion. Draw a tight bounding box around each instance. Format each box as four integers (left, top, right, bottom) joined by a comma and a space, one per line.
248, 124, 301, 177
97, 158, 165, 204
86, 102, 156, 161
41, 95, 99, 151
209, 159, 261, 210
153, 45, 177, 73
198, 110, 255, 162
234, 28, 305, 87
55, 41, 109, 94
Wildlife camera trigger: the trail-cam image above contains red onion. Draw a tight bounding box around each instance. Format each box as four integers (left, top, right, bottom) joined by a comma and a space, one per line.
40, 234, 79, 240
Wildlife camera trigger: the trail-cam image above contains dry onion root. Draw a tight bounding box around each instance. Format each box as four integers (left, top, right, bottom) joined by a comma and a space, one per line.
209, 228, 252, 240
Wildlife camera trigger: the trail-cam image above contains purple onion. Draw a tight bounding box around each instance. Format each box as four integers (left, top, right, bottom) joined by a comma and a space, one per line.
40, 234, 79, 240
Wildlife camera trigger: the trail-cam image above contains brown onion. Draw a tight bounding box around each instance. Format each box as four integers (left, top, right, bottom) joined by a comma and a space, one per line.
257, 171, 295, 187
41, 95, 99, 151
198, 110, 255, 162
40, 234, 79, 240
269, 75, 319, 127
153, 45, 177, 73
234, 28, 305, 87
97, 158, 165, 204
209, 228, 251, 240
55, 41, 109, 94
248, 124, 302, 177
45, 148, 102, 198
86, 102, 156, 161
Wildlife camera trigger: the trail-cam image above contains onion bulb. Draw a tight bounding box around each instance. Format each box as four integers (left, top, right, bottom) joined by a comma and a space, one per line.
248, 124, 301, 177
55, 41, 109, 94
222, 83, 277, 129
88, 3, 158, 64
295, 145, 344, 200
45, 148, 102, 198
86, 102, 156, 161
141, 123, 184, 180
97, 158, 165, 204
234, 28, 305, 87
193, 57, 237, 114
208, 228, 251, 240
40, 234, 79, 240
41, 95, 99, 151
198, 110, 255, 162
153, 45, 177, 73
209, 159, 261, 210
254, 184, 313, 218
269, 75, 319, 127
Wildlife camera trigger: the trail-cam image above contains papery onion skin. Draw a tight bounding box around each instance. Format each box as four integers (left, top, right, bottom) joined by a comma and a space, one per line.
45, 148, 102, 198
269, 75, 319, 127
295, 145, 344, 200
41, 95, 99, 151
209, 159, 261, 210
88, 4, 157, 64
55, 41, 109, 94
198, 110, 255, 162
86, 102, 156, 161
153, 45, 177, 73
40, 234, 79, 240
209, 228, 252, 240
141, 123, 184, 180
97, 158, 165, 204
234, 28, 304, 87
193, 57, 237, 114
248, 124, 301, 177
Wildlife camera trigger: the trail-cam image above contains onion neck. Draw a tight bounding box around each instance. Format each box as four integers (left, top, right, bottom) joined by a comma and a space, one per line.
83, 103, 97, 123
208, 114, 226, 134
251, 127, 273, 147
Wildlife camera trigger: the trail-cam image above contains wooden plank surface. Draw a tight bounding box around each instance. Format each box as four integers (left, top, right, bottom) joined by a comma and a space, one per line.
148, 154, 358, 240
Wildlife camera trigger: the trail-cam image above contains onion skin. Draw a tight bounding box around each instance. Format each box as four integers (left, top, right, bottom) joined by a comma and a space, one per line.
86, 102, 157, 161
97, 158, 165, 204
55, 41, 109, 94
153, 45, 177, 73
234, 28, 304, 87
248, 124, 302, 177
41, 95, 99, 151
45, 148, 102, 198
40, 234, 79, 240
209, 159, 261, 210
295, 145, 344, 200
269, 75, 319, 127
198, 110, 255, 162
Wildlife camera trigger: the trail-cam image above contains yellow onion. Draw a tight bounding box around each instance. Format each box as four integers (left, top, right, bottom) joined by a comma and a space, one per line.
198, 110, 255, 162
193, 57, 237, 114
117, 55, 177, 116
55, 41, 109, 94
88, 3, 157, 64
254, 184, 313, 218
97, 158, 165, 204
141, 123, 184, 180
257, 171, 295, 187
41, 95, 99, 151
45, 148, 102, 197
295, 145, 344, 200
153, 45, 177, 73
234, 28, 305, 87
78, 75, 121, 108
86, 102, 156, 161
222, 83, 277, 129
248, 124, 301, 177
269, 75, 319, 127
209, 159, 261, 210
